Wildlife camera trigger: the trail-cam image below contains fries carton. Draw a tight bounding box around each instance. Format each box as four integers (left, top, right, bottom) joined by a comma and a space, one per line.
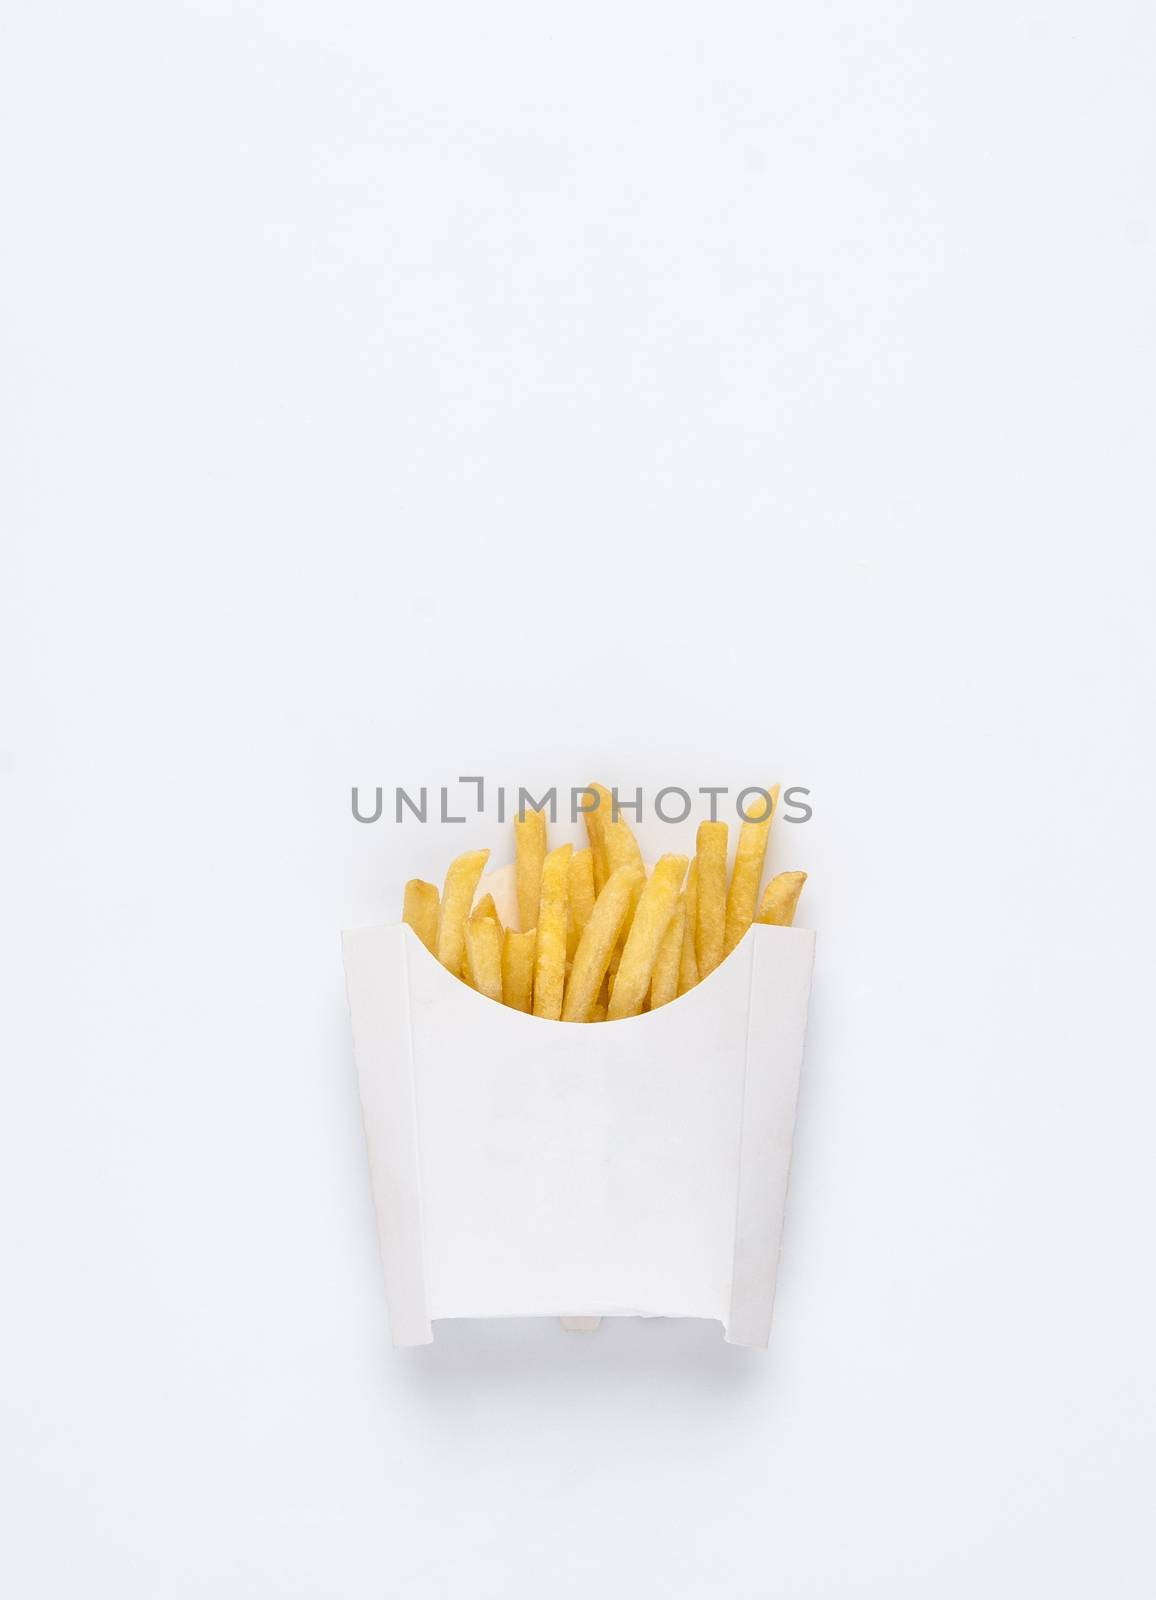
342, 894, 815, 1348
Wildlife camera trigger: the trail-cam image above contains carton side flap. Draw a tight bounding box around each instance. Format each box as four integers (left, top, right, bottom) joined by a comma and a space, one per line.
725, 925, 816, 1347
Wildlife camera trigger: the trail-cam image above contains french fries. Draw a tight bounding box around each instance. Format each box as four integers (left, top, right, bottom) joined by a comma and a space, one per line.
678, 860, 699, 995
608, 854, 688, 1019
724, 785, 780, 957
462, 896, 498, 988
471, 892, 502, 932
757, 870, 807, 927
602, 803, 646, 954
464, 915, 503, 1002
401, 780, 809, 1019
502, 927, 536, 1013
649, 895, 686, 1012
584, 783, 612, 893
567, 846, 596, 961
532, 844, 572, 1020
694, 821, 728, 979
515, 807, 547, 933
562, 864, 644, 1022
435, 849, 489, 977
402, 879, 439, 955
603, 805, 645, 880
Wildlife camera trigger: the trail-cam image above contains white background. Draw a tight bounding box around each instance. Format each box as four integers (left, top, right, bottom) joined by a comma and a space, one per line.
3, 3, 1155, 1595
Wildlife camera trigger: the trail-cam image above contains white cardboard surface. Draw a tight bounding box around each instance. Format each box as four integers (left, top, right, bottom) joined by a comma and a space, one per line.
342, 887, 815, 1349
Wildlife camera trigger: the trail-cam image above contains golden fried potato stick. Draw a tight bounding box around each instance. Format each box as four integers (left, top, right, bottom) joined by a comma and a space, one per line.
532, 844, 573, 1020
471, 892, 502, 933
464, 915, 503, 1002
435, 849, 489, 977
648, 895, 686, 1011
567, 846, 596, 961
757, 870, 807, 927
402, 879, 439, 956
514, 807, 548, 933
589, 1000, 607, 1023
603, 803, 646, 948
604, 952, 621, 1009
608, 854, 688, 1020
694, 821, 728, 979
724, 784, 780, 957
584, 783, 613, 893
562, 864, 644, 1022
678, 859, 699, 995
461, 897, 499, 989
603, 805, 644, 878
502, 927, 536, 1013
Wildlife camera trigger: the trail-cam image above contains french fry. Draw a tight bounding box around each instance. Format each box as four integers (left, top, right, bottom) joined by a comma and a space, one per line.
435, 849, 489, 977
678, 859, 699, 995
694, 821, 728, 979
402, 879, 439, 956
603, 805, 644, 878
567, 846, 596, 961
757, 870, 807, 927
648, 895, 685, 1011
502, 927, 536, 1013
532, 844, 572, 1020
584, 783, 612, 893
724, 785, 780, 957
608, 854, 688, 1019
407, 775, 809, 1020
461, 895, 498, 989
562, 864, 644, 1022
464, 915, 503, 1002
603, 803, 646, 949
515, 807, 548, 933
471, 891, 502, 932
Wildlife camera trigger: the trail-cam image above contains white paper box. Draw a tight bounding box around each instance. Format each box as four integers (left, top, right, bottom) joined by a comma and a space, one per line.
341, 909, 815, 1349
